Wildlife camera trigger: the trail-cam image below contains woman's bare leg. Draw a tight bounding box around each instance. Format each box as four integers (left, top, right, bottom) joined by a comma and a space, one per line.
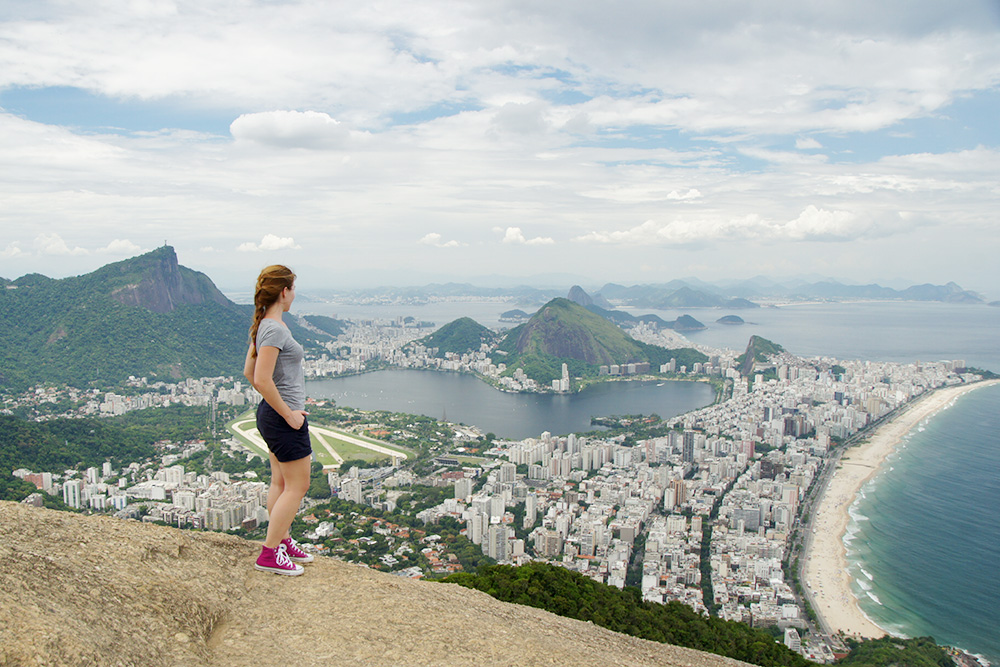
264, 455, 311, 548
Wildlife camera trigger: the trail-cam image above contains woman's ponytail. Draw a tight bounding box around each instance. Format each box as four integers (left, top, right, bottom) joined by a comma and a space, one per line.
248, 265, 296, 358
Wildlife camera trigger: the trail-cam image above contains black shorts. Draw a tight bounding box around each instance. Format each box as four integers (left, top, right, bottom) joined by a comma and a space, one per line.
256, 400, 312, 463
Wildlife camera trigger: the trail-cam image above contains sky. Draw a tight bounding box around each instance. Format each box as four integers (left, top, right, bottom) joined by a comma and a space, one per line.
0, 1, 998, 295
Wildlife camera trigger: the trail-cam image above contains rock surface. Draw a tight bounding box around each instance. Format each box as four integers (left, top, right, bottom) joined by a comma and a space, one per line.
0, 501, 752, 667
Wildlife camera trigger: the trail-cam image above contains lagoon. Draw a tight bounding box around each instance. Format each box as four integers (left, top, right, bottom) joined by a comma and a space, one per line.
307, 370, 715, 440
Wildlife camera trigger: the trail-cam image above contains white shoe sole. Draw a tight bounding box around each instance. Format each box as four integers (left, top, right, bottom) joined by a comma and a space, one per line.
254, 563, 304, 576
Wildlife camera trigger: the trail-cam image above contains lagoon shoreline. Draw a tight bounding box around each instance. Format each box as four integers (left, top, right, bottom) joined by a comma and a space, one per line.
802, 379, 1000, 639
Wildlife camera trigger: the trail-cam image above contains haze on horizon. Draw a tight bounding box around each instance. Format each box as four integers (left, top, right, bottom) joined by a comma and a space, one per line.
1, 1, 998, 296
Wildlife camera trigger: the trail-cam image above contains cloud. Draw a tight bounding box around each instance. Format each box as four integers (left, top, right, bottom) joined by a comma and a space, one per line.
237, 234, 302, 252
96, 239, 143, 255
0, 3, 997, 288
667, 189, 702, 201
418, 233, 463, 248
230, 111, 361, 149
34, 233, 88, 256
574, 206, 905, 246
490, 101, 550, 136
501, 227, 554, 246
782, 205, 862, 241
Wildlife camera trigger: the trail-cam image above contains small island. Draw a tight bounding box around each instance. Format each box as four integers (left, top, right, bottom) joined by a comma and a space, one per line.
716, 315, 745, 325
499, 309, 531, 322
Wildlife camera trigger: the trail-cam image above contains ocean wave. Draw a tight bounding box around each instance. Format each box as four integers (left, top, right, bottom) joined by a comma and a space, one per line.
860, 566, 874, 581
856, 578, 872, 591
866, 591, 883, 605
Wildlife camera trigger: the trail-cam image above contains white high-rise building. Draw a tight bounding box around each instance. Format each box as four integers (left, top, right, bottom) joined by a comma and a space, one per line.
164, 465, 185, 485
454, 477, 473, 501
341, 478, 363, 505
486, 524, 512, 561
62, 479, 83, 509
524, 492, 537, 530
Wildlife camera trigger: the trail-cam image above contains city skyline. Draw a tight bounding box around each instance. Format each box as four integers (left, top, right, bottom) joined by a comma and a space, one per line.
1, 1, 998, 292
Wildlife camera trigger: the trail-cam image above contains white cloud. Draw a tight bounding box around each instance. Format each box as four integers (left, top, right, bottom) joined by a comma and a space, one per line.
501, 227, 555, 245
237, 234, 301, 252
489, 101, 550, 137
782, 205, 862, 241
418, 232, 463, 248
34, 233, 88, 256
0, 3, 997, 287
230, 111, 362, 150
667, 189, 702, 201
96, 239, 143, 254
574, 206, 908, 246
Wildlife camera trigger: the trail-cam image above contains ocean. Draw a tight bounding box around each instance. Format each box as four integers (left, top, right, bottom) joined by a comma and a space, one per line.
292, 296, 1000, 658
846, 382, 1000, 664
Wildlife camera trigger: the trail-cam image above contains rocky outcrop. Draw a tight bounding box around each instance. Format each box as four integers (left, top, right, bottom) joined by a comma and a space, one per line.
107, 246, 230, 314
567, 285, 594, 307
0, 501, 750, 667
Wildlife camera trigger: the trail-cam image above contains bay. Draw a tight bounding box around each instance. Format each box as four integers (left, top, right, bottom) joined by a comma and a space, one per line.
297, 297, 999, 657
296, 298, 1000, 372
307, 370, 715, 440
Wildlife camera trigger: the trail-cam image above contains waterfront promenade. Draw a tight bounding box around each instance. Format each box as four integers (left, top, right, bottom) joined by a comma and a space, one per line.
802, 380, 1000, 639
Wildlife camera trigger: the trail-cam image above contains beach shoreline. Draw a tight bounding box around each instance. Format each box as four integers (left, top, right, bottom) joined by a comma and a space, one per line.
802, 379, 1000, 639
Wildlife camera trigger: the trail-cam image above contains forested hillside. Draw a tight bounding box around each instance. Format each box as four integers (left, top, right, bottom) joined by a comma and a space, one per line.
417, 317, 497, 356
443, 563, 812, 667
496, 298, 707, 384
0, 246, 328, 391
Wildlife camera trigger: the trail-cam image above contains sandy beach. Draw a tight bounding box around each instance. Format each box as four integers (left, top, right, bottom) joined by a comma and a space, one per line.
802, 379, 1000, 639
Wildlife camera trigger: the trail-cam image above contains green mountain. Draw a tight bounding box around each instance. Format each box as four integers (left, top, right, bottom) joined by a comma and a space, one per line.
417, 317, 497, 356
736, 335, 786, 376
496, 298, 706, 384
0, 246, 325, 391
301, 314, 347, 338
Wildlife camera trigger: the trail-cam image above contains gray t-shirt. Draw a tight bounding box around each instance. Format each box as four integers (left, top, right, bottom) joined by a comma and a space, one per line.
255, 318, 306, 411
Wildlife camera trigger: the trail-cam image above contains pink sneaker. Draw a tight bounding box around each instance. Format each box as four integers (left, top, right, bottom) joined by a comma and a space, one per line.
255, 544, 304, 575
281, 537, 314, 563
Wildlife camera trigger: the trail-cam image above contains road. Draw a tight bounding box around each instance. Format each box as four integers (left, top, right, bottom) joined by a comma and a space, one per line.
229, 418, 408, 469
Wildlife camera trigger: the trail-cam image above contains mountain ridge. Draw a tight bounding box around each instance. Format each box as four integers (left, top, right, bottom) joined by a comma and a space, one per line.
0, 247, 330, 391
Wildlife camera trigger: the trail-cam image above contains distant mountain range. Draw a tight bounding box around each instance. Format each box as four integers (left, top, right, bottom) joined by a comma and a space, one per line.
0, 247, 338, 391
311, 278, 985, 307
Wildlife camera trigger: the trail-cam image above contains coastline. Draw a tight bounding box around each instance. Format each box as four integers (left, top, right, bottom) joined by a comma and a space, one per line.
802, 379, 1000, 639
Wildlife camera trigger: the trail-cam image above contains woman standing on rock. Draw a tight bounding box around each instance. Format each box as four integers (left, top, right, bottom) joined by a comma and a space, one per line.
243, 264, 315, 575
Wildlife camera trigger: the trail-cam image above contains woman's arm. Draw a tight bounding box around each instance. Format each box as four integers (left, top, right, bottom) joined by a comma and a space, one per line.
253, 345, 307, 429
243, 344, 256, 385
